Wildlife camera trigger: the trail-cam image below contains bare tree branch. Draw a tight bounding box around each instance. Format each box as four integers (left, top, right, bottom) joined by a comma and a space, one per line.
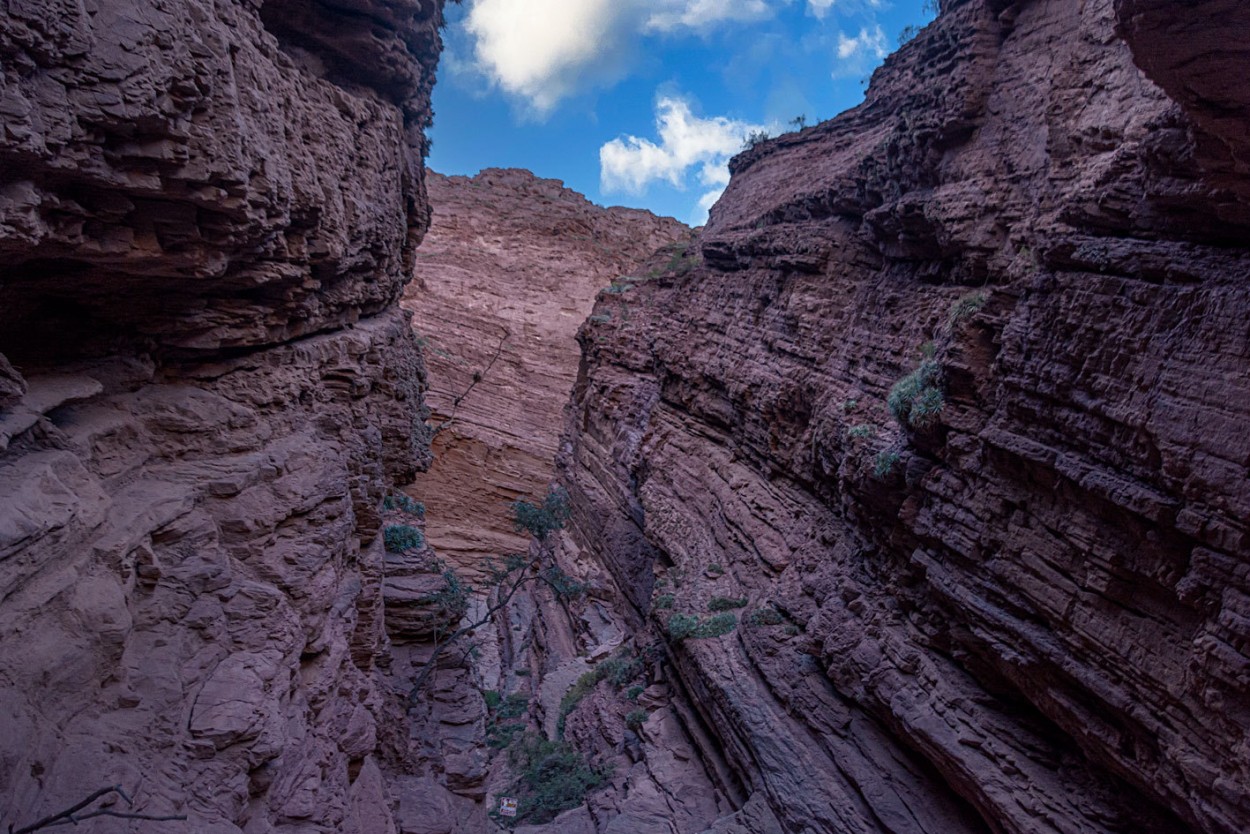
430, 326, 509, 436
9, 785, 186, 834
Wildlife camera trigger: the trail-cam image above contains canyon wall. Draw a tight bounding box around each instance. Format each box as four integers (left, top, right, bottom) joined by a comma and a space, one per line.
404, 170, 687, 574
0, 1, 444, 831
555, 0, 1250, 832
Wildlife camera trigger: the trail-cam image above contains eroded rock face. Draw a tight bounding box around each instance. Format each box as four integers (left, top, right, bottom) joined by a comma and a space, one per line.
403, 170, 687, 574
558, 1, 1250, 832
0, 1, 444, 831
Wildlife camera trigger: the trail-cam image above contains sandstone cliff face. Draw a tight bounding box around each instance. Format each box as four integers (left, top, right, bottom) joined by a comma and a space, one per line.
0, 1, 444, 831
556, 1, 1250, 832
404, 170, 687, 574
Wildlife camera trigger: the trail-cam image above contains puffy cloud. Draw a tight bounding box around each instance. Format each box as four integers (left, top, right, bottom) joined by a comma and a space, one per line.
836, 24, 887, 60
600, 96, 767, 223
461, 0, 785, 113
463, 0, 634, 114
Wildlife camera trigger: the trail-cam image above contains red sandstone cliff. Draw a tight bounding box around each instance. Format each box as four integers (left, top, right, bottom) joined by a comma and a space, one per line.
403, 169, 688, 575
552, 0, 1250, 832
0, 1, 444, 831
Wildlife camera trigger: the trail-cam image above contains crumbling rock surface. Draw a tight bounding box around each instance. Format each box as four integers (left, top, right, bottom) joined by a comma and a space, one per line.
403, 170, 687, 574
557, 0, 1250, 832
0, 1, 445, 831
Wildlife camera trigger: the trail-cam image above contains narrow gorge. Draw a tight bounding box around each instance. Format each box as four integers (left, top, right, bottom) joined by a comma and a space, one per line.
1, 1, 1247, 833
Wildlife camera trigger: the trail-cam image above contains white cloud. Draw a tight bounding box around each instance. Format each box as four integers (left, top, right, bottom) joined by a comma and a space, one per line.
807, 0, 836, 18
836, 25, 887, 60
461, 0, 785, 114
646, 0, 774, 32
463, 0, 634, 114
600, 96, 768, 224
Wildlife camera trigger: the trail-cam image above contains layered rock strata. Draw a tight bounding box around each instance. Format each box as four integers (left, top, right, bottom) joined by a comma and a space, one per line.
0, 1, 444, 831
555, 0, 1250, 832
404, 170, 687, 574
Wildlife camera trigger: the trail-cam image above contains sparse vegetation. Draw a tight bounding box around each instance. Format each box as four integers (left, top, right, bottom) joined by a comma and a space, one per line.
492, 734, 608, 827
707, 596, 748, 612
625, 708, 648, 729
626, 685, 645, 701
898, 23, 921, 45
558, 651, 644, 734
511, 486, 572, 542
383, 524, 424, 553
873, 450, 901, 479
706, 563, 725, 577
742, 129, 771, 150
948, 291, 987, 330
653, 593, 675, 610
789, 114, 808, 130
847, 423, 875, 440
382, 494, 425, 516
747, 607, 786, 627
667, 612, 738, 640
887, 359, 945, 429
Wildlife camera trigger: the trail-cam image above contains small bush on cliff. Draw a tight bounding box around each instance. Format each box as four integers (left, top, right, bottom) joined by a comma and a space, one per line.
747, 607, 785, 627
493, 734, 608, 826
667, 612, 738, 640
888, 359, 945, 430
384, 524, 424, 553
873, 450, 901, 479
512, 486, 572, 541
625, 708, 649, 729
382, 494, 425, 517
707, 596, 748, 612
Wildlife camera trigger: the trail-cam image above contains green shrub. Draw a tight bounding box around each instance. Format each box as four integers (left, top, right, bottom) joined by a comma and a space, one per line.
626, 685, 645, 701
707, 596, 748, 612
667, 612, 738, 640
541, 566, 589, 598
706, 563, 725, 577
625, 709, 648, 729
512, 486, 572, 542
653, 593, 675, 610
747, 607, 785, 627
558, 652, 642, 732
873, 450, 901, 479
483, 690, 502, 710
487, 721, 524, 749
382, 494, 425, 517
499, 693, 530, 720
494, 734, 607, 826
383, 524, 424, 553
847, 424, 875, 440
887, 359, 944, 429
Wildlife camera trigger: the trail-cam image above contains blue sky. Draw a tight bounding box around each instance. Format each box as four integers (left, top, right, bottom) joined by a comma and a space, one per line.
429, 0, 939, 225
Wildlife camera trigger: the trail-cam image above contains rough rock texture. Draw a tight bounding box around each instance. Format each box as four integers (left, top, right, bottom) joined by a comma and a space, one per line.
403, 170, 687, 575
557, 1, 1250, 833
0, 1, 444, 831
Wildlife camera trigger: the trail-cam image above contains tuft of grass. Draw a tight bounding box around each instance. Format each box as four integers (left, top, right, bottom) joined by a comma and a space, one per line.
626, 685, 645, 701
625, 709, 648, 729
383, 524, 424, 553
707, 596, 748, 612
887, 359, 945, 430
382, 494, 425, 517
873, 450, 901, 479
653, 593, 675, 610
847, 424, 875, 440
948, 291, 987, 330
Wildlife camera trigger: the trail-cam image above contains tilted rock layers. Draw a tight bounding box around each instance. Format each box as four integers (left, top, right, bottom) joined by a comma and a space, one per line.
0, 1, 444, 831
559, 0, 1250, 832
404, 169, 687, 573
